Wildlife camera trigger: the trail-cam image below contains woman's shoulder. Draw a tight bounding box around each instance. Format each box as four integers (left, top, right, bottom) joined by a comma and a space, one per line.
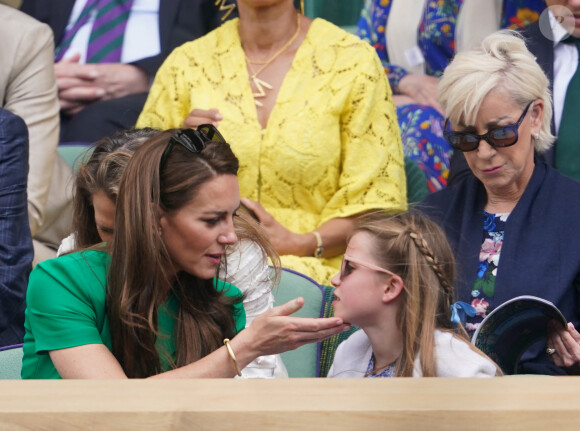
541, 163, 580, 199
430, 330, 497, 377
327, 329, 372, 378
32, 249, 110, 287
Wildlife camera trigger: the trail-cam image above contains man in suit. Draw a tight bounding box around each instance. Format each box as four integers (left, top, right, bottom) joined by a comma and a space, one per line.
448, 1, 580, 185
0, 109, 34, 347
0, 3, 62, 262
20, 0, 237, 143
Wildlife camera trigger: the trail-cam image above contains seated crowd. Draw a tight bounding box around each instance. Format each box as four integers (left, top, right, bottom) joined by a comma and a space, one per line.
1, 0, 580, 378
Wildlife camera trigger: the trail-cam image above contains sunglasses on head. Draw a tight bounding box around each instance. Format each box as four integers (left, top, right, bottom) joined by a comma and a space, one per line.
159, 124, 225, 169
443, 101, 534, 152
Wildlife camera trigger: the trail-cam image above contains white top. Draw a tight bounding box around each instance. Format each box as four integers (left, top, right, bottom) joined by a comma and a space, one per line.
63, 0, 161, 63
327, 329, 497, 378
550, 8, 578, 134
219, 240, 288, 379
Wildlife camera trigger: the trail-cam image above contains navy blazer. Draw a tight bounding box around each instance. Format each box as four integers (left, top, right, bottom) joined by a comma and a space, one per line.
0, 109, 33, 347
20, 0, 237, 77
420, 161, 580, 374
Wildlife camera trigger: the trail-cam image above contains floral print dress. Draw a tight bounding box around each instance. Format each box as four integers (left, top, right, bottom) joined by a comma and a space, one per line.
357, 0, 543, 192
464, 211, 510, 334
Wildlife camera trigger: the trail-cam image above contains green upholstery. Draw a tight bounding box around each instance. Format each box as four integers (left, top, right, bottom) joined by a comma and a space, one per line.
0, 344, 23, 379
319, 285, 359, 378
57, 145, 94, 171
404, 157, 429, 204
272, 267, 326, 377
304, 0, 364, 27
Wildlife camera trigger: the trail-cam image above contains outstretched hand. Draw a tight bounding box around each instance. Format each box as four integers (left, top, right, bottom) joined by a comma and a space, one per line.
236, 297, 349, 359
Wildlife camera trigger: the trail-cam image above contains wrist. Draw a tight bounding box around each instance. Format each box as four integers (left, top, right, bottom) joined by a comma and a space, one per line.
227, 330, 258, 371
288, 232, 322, 257
311, 231, 323, 259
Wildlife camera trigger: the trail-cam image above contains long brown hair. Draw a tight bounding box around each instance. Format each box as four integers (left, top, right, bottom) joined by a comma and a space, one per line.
354, 210, 499, 377
72, 128, 160, 250
107, 129, 241, 378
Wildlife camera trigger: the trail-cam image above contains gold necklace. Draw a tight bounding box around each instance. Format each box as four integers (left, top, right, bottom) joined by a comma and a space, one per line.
244, 13, 301, 107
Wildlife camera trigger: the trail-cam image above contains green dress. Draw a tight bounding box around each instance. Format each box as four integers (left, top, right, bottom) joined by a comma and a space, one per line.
21, 250, 245, 379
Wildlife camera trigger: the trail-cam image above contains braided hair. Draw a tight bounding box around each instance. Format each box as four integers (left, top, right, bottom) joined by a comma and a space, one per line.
353, 210, 460, 377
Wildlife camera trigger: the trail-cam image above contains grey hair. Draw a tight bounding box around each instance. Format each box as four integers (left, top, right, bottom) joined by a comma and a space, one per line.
438, 30, 555, 153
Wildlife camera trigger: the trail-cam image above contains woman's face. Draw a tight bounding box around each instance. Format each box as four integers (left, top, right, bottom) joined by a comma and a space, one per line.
92, 190, 116, 244
458, 90, 542, 198
159, 174, 240, 280
330, 231, 389, 327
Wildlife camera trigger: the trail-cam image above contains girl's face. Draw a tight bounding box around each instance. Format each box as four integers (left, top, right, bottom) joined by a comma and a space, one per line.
330, 231, 391, 327
159, 174, 239, 280
92, 190, 116, 244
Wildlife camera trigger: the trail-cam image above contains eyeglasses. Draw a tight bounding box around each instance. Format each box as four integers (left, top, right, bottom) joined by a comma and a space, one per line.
159, 124, 226, 169
443, 101, 533, 152
339, 254, 397, 280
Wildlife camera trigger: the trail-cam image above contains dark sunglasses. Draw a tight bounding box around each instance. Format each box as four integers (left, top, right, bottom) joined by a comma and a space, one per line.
443, 101, 533, 152
159, 124, 226, 169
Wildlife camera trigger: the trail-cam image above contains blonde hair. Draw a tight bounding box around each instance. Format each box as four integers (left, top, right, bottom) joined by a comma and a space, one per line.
439, 30, 554, 153
354, 210, 500, 377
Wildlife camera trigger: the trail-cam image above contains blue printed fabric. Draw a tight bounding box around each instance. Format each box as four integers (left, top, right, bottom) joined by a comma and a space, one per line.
465, 211, 509, 335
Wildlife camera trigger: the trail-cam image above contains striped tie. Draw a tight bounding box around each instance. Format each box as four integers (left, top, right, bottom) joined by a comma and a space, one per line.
86, 0, 134, 63
55, 0, 100, 62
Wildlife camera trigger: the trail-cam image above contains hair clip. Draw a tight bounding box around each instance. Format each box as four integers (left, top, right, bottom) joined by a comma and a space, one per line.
450, 301, 476, 326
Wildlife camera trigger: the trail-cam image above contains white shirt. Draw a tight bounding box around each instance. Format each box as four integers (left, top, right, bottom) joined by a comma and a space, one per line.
327, 329, 498, 378
62, 0, 161, 63
550, 9, 579, 133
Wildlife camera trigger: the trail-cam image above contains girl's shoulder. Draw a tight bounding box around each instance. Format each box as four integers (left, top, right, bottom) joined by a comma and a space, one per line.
430, 330, 498, 377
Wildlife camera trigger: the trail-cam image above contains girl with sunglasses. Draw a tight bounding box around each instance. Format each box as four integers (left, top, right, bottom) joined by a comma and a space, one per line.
327, 211, 499, 378
22, 128, 349, 379
419, 31, 580, 375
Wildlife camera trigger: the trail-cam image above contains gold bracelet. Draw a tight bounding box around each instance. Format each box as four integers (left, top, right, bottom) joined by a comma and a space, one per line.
223, 338, 242, 376
312, 231, 323, 259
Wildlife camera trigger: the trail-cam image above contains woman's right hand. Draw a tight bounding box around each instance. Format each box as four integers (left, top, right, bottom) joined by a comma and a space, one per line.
183, 108, 223, 128
547, 321, 580, 373
231, 297, 350, 363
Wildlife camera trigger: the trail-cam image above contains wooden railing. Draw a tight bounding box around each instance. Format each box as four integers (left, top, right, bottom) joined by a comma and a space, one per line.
1, 377, 579, 430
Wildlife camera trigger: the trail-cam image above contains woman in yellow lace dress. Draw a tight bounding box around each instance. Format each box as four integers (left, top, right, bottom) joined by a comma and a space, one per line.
137, 0, 406, 284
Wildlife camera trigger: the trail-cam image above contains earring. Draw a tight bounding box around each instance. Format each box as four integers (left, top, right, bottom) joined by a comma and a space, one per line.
300, 0, 304, 15
533, 133, 540, 141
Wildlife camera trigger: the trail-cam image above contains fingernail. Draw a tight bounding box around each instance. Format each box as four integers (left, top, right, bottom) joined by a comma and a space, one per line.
96, 89, 105, 96
215, 113, 223, 120
342, 325, 351, 332
89, 70, 99, 78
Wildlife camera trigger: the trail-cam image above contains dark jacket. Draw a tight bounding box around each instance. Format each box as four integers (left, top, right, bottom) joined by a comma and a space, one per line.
0, 109, 33, 347
420, 161, 580, 374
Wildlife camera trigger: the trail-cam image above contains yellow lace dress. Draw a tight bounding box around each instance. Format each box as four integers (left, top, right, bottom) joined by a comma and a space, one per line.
137, 18, 407, 284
